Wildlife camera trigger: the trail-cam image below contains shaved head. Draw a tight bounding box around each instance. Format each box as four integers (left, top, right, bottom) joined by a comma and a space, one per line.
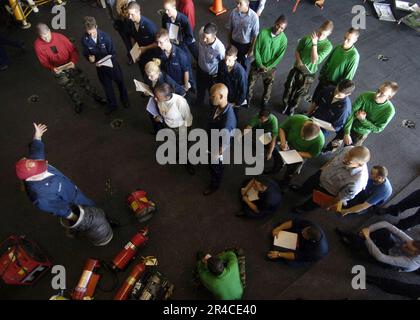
209, 83, 229, 108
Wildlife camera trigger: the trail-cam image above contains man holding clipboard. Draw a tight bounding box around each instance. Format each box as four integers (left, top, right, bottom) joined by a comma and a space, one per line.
34, 23, 106, 114
276, 115, 324, 184
267, 219, 328, 264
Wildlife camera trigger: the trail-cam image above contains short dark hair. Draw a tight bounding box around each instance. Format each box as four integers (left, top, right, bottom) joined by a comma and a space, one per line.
258, 109, 271, 119
347, 27, 360, 37
154, 83, 173, 99
208, 257, 224, 275
203, 22, 218, 35
304, 227, 322, 242
337, 79, 355, 95
255, 175, 271, 188
156, 28, 169, 40
127, 2, 140, 12
225, 45, 238, 57
275, 15, 288, 25
302, 122, 320, 140
83, 16, 97, 30
372, 165, 388, 179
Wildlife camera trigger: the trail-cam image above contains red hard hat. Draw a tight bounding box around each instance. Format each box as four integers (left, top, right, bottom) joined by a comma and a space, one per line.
15, 158, 48, 180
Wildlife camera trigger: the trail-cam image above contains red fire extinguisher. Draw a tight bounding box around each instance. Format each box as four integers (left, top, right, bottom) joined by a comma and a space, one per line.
113, 262, 146, 300
111, 228, 149, 271
72, 259, 101, 300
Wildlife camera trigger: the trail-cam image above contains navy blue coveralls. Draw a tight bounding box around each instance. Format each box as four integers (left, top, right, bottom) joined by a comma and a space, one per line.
81, 30, 129, 112
162, 12, 198, 60
157, 44, 195, 91
24, 139, 95, 218
126, 16, 158, 78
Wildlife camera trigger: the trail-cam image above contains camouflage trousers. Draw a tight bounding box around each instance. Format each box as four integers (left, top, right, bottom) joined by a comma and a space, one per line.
55, 68, 103, 107
248, 62, 276, 106
282, 67, 315, 114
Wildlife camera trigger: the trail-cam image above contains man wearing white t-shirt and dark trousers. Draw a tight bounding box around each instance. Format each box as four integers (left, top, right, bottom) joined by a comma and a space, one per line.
153, 83, 195, 175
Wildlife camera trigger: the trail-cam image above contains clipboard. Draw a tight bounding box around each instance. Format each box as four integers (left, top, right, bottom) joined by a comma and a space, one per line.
279, 150, 303, 164
130, 43, 142, 63
312, 117, 335, 132
273, 231, 298, 251
134, 79, 154, 96
312, 189, 342, 212
168, 23, 180, 44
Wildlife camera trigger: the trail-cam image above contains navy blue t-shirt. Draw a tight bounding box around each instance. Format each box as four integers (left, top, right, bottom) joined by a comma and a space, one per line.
312, 86, 352, 132
360, 178, 392, 206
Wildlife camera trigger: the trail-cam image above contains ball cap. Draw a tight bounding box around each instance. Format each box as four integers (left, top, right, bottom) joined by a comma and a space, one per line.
15, 158, 48, 180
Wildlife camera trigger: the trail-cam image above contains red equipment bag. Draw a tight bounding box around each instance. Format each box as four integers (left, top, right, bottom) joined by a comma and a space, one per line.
127, 190, 156, 222
0, 235, 52, 285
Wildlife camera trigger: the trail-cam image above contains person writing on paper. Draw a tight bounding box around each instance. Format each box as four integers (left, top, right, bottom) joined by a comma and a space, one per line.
196, 250, 244, 300
312, 28, 360, 102
243, 109, 281, 173
204, 84, 237, 196
276, 115, 324, 183
155, 29, 194, 94
268, 219, 328, 263
153, 83, 195, 175
336, 222, 420, 272
126, 2, 158, 77
144, 58, 185, 96
34, 23, 106, 114
340, 166, 392, 217
81, 16, 130, 115
307, 79, 354, 141
195, 23, 225, 106
292, 146, 370, 214
248, 15, 288, 109
228, 0, 260, 73
217, 45, 248, 111
326, 81, 398, 150
162, 0, 198, 60
237, 176, 282, 218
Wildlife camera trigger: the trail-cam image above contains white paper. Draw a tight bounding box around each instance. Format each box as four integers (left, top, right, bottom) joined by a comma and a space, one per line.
146, 98, 162, 121
395, 1, 418, 11
168, 23, 179, 42
258, 132, 272, 145
279, 150, 303, 164
274, 231, 298, 250
246, 187, 259, 202
130, 43, 142, 63
134, 79, 154, 96
312, 117, 335, 132
96, 55, 113, 68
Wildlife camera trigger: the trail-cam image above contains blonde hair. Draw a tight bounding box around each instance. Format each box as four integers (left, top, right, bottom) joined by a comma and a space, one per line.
145, 58, 162, 75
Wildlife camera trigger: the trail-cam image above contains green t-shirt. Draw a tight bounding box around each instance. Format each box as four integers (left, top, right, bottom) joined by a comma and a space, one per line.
344, 92, 396, 136
320, 45, 360, 84
248, 113, 279, 136
197, 251, 244, 300
296, 35, 332, 74
279, 114, 325, 157
254, 28, 288, 70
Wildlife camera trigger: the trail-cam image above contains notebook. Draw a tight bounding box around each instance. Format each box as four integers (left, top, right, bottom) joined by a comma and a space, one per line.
273, 231, 298, 250
279, 150, 303, 164
312, 117, 335, 132
134, 79, 154, 96
130, 43, 142, 63
96, 55, 113, 68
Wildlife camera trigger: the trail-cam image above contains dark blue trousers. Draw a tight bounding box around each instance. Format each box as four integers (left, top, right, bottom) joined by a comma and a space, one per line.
96, 60, 129, 111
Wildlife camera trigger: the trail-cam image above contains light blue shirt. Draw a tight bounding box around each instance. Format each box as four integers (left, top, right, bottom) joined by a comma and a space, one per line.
198, 29, 225, 75
228, 8, 259, 44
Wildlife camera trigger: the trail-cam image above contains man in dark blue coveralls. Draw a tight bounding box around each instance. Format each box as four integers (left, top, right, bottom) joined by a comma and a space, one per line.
15, 123, 95, 222
81, 16, 130, 115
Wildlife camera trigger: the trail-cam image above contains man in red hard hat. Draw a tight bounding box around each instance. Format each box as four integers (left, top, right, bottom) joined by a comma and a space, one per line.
16, 123, 95, 221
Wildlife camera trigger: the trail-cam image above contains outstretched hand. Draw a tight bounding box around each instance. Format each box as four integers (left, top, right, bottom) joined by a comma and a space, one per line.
33, 123, 47, 140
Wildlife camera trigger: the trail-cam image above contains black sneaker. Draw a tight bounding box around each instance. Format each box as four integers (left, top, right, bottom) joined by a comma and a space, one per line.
74, 103, 83, 114
94, 96, 107, 105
